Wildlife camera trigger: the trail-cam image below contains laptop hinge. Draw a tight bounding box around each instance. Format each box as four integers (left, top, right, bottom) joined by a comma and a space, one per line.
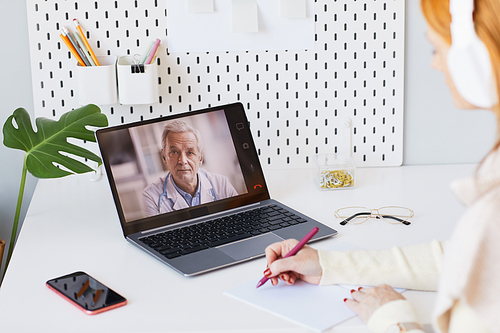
140, 202, 265, 235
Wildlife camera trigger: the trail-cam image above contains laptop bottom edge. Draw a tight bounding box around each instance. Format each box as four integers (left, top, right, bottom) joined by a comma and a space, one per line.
127, 222, 337, 277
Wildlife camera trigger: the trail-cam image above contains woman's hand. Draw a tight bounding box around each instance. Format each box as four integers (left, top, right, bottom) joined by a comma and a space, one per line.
345, 284, 406, 323
264, 239, 323, 286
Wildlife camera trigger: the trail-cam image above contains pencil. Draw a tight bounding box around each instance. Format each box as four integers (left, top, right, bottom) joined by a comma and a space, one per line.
92, 289, 102, 306
63, 26, 91, 66
148, 44, 160, 64
73, 19, 100, 66
141, 41, 155, 64
59, 31, 86, 66
77, 278, 90, 298
73, 31, 96, 66
145, 39, 161, 65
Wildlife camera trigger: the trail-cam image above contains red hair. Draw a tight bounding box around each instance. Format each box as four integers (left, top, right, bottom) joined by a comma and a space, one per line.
421, 0, 500, 151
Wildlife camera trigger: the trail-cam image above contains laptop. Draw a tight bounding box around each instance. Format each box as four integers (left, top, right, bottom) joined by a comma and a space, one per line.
96, 102, 337, 276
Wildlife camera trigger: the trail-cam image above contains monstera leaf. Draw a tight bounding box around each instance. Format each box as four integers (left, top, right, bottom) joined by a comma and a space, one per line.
3, 104, 108, 178
2, 104, 108, 275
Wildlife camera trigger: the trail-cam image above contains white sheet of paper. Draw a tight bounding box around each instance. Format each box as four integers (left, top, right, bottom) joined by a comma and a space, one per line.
281, 0, 307, 19
165, 0, 314, 53
225, 279, 355, 332
232, 0, 258, 33
224, 242, 406, 332
188, 0, 214, 13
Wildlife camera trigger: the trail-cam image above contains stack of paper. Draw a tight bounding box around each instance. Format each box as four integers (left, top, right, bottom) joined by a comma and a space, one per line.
224, 242, 405, 332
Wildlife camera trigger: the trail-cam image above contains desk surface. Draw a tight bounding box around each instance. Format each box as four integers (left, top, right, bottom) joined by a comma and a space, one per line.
0, 164, 475, 333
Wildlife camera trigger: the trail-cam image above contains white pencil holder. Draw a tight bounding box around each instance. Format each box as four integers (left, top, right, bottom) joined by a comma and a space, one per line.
117, 56, 159, 105
76, 55, 118, 105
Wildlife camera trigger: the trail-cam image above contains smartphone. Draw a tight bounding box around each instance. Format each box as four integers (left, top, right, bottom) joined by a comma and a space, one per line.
46, 271, 127, 315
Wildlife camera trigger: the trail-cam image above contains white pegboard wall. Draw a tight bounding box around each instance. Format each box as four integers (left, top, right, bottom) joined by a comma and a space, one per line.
26, 0, 405, 168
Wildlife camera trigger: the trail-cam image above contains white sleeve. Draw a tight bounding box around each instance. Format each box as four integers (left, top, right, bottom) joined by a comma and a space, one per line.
318, 240, 447, 291
367, 300, 424, 333
366, 296, 492, 333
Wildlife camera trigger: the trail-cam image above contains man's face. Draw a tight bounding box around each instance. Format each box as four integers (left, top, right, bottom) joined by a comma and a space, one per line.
162, 131, 203, 189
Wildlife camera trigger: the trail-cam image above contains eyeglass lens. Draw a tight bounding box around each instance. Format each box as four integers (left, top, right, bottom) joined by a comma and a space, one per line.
336, 206, 413, 225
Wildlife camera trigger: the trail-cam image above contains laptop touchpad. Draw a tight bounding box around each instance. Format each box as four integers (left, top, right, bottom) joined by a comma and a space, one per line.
218, 233, 284, 261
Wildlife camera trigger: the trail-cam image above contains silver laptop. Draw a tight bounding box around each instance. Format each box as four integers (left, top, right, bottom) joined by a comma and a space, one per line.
96, 102, 337, 276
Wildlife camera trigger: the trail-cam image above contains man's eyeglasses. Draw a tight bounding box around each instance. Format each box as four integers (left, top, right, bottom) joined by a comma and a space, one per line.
334, 206, 414, 226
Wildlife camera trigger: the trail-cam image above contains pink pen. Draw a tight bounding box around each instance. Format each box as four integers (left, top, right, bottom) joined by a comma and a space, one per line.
145, 39, 161, 65
256, 227, 319, 288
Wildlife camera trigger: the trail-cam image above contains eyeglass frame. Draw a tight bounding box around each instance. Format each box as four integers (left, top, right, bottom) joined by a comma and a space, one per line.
334, 206, 414, 226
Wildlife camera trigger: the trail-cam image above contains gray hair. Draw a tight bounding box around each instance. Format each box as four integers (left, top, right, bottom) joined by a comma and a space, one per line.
161, 120, 203, 153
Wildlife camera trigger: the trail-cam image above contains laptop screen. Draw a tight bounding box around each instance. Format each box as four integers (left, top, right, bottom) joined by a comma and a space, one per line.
97, 103, 270, 236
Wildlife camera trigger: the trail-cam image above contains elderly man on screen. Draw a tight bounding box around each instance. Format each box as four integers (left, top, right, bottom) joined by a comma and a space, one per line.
142, 120, 238, 216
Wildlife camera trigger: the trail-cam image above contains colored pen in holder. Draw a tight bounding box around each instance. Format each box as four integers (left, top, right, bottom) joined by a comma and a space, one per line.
117, 55, 159, 105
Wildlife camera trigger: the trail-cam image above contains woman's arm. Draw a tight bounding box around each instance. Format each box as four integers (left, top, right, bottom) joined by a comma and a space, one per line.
365, 298, 424, 333
320, 240, 447, 291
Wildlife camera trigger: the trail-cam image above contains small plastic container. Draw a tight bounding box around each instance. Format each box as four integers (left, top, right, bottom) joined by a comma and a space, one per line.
314, 154, 356, 190
117, 55, 159, 105
76, 55, 118, 105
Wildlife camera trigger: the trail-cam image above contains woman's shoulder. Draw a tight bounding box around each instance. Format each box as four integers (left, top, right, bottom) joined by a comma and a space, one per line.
470, 182, 500, 221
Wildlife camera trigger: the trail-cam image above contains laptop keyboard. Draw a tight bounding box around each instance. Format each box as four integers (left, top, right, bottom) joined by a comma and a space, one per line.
139, 204, 307, 259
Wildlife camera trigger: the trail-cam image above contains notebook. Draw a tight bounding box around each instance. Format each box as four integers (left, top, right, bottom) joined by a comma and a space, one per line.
224, 242, 406, 332
96, 102, 337, 276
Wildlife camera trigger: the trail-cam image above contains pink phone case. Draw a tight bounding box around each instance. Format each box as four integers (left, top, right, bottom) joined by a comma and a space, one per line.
46, 281, 127, 315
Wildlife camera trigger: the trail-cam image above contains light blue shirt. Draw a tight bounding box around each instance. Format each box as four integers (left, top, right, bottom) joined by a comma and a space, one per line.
172, 176, 201, 207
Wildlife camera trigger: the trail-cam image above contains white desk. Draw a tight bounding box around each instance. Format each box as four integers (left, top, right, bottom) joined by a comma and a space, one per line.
0, 164, 475, 333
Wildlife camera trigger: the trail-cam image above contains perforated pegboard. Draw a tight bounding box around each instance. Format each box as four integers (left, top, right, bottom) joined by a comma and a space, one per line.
26, 0, 405, 168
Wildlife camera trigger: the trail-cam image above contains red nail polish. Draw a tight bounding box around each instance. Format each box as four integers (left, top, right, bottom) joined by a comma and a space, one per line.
343, 298, 348, 302
358, 287, 363, 291
263, 268, 271, 277
350, 289, 355, 293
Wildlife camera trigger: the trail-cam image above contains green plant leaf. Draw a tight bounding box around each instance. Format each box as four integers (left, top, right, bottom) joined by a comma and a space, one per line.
2, 104, 108, 179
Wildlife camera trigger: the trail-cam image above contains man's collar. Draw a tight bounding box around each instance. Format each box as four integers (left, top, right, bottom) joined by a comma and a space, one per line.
171, 172, 201, 198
